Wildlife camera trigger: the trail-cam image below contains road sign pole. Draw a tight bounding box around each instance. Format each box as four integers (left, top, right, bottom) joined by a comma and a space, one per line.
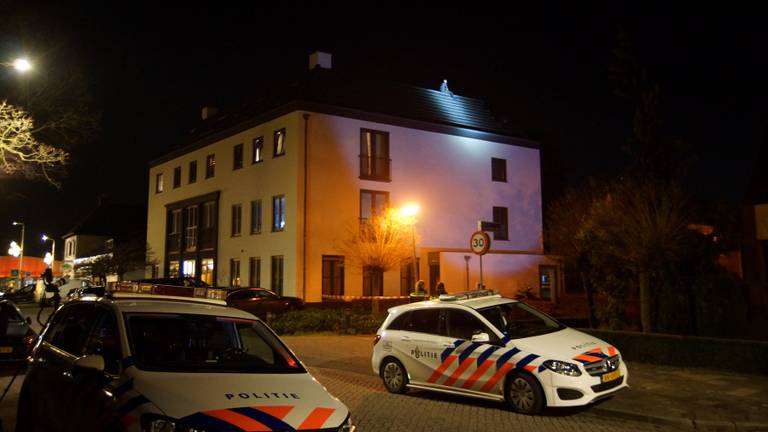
479, 255, 483, 290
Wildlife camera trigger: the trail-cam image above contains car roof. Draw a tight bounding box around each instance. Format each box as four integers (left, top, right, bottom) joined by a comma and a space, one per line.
69, 296, 259, 320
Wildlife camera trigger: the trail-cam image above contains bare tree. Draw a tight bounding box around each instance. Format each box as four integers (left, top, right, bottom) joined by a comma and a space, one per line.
0, 101, 68, 187
337, 209, 414, 279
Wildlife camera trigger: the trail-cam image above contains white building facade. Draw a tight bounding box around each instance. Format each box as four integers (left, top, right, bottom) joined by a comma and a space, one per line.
147, 62, 557, 302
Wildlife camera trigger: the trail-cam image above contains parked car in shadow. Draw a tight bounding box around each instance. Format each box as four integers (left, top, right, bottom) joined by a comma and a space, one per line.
0, 300, 37, 374
226, 288, 304, 319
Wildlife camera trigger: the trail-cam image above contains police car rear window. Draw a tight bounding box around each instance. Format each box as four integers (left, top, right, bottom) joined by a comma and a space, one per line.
125, 313, 305, 374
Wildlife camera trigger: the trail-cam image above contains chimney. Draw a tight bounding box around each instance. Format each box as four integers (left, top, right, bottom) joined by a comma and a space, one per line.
201, 106, 218, 120
308, 51, 332, 70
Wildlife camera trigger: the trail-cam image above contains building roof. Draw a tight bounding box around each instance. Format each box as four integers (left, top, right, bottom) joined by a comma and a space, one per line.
63, 201, 146, 240
151, 68, 538, 167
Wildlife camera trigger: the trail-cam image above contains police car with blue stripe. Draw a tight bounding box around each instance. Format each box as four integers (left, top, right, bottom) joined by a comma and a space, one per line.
371, 290, 629, 414
18, 282, 355, 431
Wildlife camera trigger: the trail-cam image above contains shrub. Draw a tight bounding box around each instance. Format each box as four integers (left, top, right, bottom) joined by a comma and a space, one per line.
269, 308, 386, 335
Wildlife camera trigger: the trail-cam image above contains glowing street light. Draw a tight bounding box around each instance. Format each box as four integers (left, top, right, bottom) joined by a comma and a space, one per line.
399, 203, 421, 292
12, 221, 25, 289
1, 58, 32, 73
42, 234, 56, 268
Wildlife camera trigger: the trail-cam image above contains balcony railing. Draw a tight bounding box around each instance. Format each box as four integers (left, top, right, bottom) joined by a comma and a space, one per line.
359, 155, 391, 181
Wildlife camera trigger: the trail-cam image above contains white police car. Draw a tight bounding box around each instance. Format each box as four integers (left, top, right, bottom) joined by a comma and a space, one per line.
371, 290, 629, 414
18, 282, 355, 431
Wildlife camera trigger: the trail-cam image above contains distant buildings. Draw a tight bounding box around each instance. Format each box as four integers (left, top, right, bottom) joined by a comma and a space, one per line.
147, 52, 558, 302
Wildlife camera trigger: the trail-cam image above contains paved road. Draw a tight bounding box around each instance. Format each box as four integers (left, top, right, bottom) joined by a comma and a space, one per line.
283, 335, 681, 432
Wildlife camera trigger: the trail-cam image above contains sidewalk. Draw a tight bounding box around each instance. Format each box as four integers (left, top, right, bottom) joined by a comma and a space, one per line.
592, 361, 768, 431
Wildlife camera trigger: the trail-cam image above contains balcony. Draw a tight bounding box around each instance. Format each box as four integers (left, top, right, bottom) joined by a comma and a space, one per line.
359, 155, 391, 182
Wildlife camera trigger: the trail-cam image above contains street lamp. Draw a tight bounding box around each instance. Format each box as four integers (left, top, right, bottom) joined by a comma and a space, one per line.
42, 234, 55, 268
399, 203, 420, 293
12, 221, 25, 289
1, 58, 32, 73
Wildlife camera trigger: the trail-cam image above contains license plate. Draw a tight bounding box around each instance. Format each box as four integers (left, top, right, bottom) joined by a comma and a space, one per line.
0, 347, 13, 354
602, 370, 621, 383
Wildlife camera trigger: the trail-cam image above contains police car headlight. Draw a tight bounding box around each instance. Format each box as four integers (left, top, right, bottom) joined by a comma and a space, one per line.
337, 414, 356, 432
542, 360, 582, 377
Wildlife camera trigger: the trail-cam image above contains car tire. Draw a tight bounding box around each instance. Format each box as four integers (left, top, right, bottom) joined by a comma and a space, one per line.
505, 372, 545, 414
380, 358, 409, 394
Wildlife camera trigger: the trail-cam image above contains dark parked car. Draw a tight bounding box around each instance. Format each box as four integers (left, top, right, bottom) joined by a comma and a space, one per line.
226, 288, 304, 318
0, 300, 37, 373
131, 277, 210, 287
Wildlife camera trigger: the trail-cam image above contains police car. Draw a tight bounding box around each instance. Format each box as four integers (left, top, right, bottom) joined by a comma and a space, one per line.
17, 282, 355, 432
371, 290, 628, 414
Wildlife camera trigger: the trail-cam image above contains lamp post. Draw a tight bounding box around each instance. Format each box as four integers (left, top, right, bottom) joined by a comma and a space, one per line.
12, 221, 25, 289
42, 234, 55, 268
0, 58, 33, 73
399, 203, 420, 292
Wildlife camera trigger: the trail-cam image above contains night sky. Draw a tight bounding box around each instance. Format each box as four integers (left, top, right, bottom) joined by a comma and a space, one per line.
1, 3, 766, 258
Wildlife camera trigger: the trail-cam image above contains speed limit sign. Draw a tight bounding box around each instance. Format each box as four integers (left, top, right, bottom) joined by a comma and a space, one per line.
470, 231, 491, 255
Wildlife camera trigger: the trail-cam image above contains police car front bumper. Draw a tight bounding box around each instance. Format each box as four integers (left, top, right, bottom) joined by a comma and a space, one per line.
541, 361, 630, 407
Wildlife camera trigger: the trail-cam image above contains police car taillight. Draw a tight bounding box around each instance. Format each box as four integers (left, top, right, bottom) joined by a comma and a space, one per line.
373, 334, 381, 346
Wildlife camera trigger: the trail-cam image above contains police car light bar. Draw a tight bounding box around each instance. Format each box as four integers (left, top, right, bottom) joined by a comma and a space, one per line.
439, 289, 498, 301
111, 282, 228, 304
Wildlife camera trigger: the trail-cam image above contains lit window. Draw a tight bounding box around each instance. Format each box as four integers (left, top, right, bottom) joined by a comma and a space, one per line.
182, 259, 196, 277
252, 137, 264, 163
359, 190, 389, 222
360, 129, 390, 181
272, 195, 286, 232
274, 129, 286, 157
230, 258, 241, 287
156, 173, 164, 193
206, 154, 216, 178
200, 258, 215, 286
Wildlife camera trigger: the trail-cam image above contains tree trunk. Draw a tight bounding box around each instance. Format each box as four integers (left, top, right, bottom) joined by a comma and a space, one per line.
639, 271, 652, 333
581, 272, 596, 328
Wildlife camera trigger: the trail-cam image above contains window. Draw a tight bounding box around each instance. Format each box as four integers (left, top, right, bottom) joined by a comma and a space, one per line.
233, 143, 244, 170
406, 309, 442, 335
168, 209, 182, 252
360, 129, 390, 181
273, 129, 286, 157
200, 258, 215, 286
271, 255, 284, 295
492, 206, 509, 241
362, 266, 383, 296
491, 157, 507, 182
249, 257, 261, 287
252, 136, 264, 164
446, 310, 497, 342
44, 304, 100, 356
250, 200, 262, 234
167, 260, 180, 277
189, 160, 197, 184
359, 190, 389, 222
230, 259, 241, 287
386, 311, 411, 331
185, 206, 198, 251
202, 201, 215, 229
182, 259, 196, 277
272, 195, 285, 232
173, 166, 181, 188
231, 204, 242, 237
205, 154, 216, 178
322, 256, 344, 296
155, 173, 164, 193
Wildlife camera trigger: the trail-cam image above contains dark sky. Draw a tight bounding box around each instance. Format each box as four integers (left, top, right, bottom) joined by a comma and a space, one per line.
1, 3, 766, 258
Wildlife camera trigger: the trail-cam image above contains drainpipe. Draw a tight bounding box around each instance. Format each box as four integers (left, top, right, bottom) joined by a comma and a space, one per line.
302, 113, 310, 301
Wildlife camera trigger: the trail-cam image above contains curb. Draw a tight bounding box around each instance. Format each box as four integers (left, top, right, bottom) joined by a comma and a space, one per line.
590, 407, 768, 431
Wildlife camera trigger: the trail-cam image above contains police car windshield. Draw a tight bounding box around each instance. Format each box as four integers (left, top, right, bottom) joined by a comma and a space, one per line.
126, 313, 304, 373
478, 302, 564, 339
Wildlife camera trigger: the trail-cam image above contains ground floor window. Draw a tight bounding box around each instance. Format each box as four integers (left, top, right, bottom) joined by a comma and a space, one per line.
271, 255, 284, 295
182, 259, 196, 277
230, 259, 241, 287
168, 261, 180, 278
200, 258, 215, 285
249, 257, 261, 287
363, 266, 383, 297
322, 255, 345, 296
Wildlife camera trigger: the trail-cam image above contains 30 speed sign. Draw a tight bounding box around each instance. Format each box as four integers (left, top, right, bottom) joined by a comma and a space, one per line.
470, 231, 491, 255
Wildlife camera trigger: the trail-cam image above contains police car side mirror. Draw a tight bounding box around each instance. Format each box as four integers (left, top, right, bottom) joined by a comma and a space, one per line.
74, 354, 105, 373
471, 332, 490, 343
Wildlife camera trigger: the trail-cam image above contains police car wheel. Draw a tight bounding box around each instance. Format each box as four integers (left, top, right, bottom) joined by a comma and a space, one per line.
381, 358, 409, 394
505, 373, 544, 414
